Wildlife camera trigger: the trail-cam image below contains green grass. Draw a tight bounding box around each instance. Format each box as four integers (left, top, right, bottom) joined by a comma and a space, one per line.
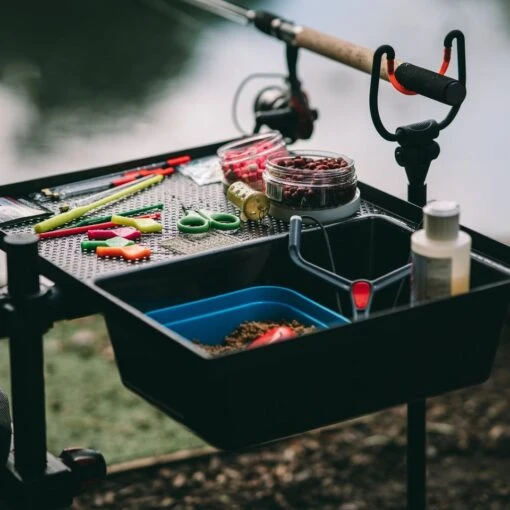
0, 315, 205, 465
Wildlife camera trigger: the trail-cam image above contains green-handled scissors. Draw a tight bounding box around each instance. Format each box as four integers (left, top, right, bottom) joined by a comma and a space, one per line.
177, 207, 240, 234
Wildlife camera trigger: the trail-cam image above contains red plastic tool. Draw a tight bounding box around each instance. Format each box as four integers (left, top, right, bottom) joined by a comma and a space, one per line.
96, 245, 152, 261
167, 155, 191, 165
87, 227, 141, 240
111, 167, 175, 186
248, 326, 297, 349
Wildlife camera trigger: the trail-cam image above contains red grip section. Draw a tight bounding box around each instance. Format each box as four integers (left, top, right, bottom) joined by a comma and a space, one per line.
387, 58, 417, 96
387, 46, 451, 96
438, 47, 451, 76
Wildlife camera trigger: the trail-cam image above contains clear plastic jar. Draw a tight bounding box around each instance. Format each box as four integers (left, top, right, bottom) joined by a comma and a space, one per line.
263, 150, 358, 210
217, 131, 288, 191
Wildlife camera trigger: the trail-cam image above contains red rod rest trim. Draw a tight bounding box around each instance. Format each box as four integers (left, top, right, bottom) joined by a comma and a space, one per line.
386, 46, 452, 95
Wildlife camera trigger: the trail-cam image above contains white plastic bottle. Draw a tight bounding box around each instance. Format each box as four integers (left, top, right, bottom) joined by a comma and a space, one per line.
411, 200, 471, 304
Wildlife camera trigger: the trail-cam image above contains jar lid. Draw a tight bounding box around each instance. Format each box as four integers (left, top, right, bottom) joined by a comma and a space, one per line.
423, 200, 460, 241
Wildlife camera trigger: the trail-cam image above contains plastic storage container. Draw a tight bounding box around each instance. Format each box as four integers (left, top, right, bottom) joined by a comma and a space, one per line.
146, 285, 350, 350
263, 150, 361, 223
217, 131, 288, 191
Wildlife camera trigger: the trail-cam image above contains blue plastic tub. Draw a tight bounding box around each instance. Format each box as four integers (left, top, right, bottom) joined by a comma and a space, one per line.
146, 285, 349, 346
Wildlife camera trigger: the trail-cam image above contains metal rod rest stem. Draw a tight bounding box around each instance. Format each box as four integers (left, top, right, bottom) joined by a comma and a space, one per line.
408, 183, 427, 211
407, 400, 427, 510
407, 188, 427, 510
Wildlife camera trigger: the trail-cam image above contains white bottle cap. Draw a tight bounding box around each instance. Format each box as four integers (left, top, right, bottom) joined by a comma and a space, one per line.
423, 200, 460, 241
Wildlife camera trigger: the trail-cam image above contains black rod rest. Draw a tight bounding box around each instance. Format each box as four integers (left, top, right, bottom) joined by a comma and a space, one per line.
369, 30, 466, 209
0, 233, 106, 510
368, 31, 466, 510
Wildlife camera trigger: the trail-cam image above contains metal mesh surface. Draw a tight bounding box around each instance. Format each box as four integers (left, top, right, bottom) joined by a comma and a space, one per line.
2, 173, 388, 281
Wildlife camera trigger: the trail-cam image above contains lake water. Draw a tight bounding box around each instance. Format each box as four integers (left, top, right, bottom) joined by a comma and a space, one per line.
0, 0, 509, 243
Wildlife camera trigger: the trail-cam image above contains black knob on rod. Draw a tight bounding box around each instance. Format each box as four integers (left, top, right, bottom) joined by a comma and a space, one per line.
5, 233, 40, 300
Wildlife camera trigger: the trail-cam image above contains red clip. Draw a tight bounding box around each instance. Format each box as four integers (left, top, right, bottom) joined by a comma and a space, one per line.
351, 281, 372, 311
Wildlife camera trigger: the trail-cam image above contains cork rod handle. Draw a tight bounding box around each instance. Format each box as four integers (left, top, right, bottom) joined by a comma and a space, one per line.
295, 26, 402, 81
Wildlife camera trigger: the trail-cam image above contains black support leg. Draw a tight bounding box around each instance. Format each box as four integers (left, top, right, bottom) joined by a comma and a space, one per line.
407, 400, 427, 510
5, 233, 48, 479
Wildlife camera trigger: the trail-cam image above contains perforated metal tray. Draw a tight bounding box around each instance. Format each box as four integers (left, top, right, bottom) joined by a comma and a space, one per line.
0, 144, 404, 284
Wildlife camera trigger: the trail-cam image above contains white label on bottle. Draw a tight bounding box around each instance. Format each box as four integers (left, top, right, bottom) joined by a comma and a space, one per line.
411, 253, 452, 303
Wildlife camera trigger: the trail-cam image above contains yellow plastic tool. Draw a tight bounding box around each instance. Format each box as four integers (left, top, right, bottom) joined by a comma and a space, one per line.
33, 174, 164, 233
111, 214, 162, 233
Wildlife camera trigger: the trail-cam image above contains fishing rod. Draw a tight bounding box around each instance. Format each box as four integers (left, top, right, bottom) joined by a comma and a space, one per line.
175, 0, 466, 107
173, 0, 467, 207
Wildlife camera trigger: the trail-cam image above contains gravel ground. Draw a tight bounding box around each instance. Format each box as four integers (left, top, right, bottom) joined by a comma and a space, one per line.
75, 324, 510, 510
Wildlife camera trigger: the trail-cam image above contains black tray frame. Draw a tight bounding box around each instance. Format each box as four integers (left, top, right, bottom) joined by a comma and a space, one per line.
0, 140, 509, 510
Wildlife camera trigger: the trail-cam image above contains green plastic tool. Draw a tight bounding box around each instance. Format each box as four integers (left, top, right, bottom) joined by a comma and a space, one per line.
81, 237, 135, 251
111, 214, 162, 233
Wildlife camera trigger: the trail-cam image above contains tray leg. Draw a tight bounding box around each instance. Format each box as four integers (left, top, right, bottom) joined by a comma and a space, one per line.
1, 233, 107, 509
407, 400, 427, 510
5, 233, 48, 477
